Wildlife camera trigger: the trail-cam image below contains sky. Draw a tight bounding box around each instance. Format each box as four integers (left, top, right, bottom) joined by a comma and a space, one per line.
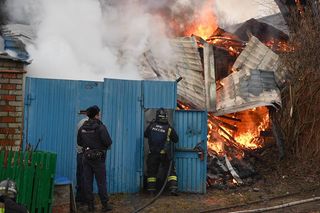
215, 0, 279, 26
4, 0, 280, 81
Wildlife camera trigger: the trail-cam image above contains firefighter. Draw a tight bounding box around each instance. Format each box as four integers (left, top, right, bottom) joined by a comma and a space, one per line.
144, 108, 179, 196
0, 179, 29, 213
77, 105, 113, 212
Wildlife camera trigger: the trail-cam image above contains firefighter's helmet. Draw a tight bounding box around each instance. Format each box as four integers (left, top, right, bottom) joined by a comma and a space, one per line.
0, 179, 17, 200
156, 108, 168, 123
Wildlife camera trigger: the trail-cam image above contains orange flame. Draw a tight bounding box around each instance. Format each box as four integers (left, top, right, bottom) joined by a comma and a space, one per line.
207, 107, 270, 156
184, 1, 218, 39
265, 39, 294, 52
178, 104, 270, 158
231, 107, 270, 151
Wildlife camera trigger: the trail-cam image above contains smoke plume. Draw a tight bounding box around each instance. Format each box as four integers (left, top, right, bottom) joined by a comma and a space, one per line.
4, 0, 278, 80
5, 0, 173, 81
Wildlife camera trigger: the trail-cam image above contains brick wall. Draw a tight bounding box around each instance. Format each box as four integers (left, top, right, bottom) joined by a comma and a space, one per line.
0, 58, 26, 150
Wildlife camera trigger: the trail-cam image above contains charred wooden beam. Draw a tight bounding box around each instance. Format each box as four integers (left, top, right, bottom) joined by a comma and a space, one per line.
215, 119, 238, 132
212, 121, 244, 152
218, 115, 242, 122
209, 114, 238, 132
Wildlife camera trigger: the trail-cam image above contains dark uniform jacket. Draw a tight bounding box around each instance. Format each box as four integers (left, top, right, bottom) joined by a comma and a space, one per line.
144, 121, 179, 154
77, 119, 112, 152
0, 198, 29, 213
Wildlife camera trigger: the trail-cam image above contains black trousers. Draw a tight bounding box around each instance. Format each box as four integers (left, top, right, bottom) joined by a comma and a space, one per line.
76, 153, 85, 202
83, 157, 109, 204
146, 153, 177, 191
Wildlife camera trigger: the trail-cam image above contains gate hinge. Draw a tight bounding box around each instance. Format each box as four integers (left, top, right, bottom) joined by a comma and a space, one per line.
25, 94, 35, 106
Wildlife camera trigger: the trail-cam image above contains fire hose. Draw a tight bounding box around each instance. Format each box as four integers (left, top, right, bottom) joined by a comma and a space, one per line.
131, 142, 174, 213
199, 185, 320, 213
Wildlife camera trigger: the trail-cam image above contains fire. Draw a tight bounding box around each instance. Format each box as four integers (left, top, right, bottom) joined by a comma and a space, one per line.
265, 39, 295, 52
177, 101, 191, 110
179, 102, 270, 158
184, 1, 218, 39
235, 132, 258, 149
226, 107, 269, 150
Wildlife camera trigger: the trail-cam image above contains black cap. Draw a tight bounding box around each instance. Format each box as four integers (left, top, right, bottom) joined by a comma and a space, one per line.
86, 105, 100, 119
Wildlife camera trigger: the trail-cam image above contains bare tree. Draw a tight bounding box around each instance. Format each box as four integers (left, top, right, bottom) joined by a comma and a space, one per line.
273, 0, 320, 32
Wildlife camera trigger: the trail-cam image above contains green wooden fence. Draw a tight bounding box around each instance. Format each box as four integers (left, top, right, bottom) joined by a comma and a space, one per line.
0, 150, 57, 213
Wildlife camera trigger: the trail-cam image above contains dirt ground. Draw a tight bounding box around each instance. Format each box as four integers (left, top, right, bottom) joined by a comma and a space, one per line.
77, 146, 320, 213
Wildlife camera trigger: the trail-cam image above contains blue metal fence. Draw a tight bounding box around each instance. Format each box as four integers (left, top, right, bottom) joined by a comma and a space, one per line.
24, 77, 207, 194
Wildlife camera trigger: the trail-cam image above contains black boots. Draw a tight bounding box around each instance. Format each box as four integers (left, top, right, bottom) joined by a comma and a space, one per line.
149, 190, 156, 196
170, 188, 178, 196
88, 202, 112, 212
102, 202, 113, 212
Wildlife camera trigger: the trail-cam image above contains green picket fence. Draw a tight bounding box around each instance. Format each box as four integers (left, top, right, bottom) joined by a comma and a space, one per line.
0, 150, 57, 213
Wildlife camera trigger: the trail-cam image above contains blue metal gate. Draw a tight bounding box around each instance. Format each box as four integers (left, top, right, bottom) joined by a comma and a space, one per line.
174, 110, 207, 193
103, 79, 143, 193
24, 77, 207, 193
24, 78, 103, 185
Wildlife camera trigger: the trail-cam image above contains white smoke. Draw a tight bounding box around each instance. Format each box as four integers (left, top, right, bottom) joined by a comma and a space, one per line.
5, 0, 173, 81
4, 0, 279, 81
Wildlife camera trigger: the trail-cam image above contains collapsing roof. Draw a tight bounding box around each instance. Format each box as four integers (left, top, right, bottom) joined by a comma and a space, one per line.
140, 37, 207, 109
140, 35, 285, 115
226, 13, 289, 37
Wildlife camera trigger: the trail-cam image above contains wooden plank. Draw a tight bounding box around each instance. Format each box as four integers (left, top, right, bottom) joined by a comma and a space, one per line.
204, 43, 217, 112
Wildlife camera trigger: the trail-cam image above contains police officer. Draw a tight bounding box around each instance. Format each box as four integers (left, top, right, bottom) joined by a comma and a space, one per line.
77, 105, 112, 212
0, 179, 29, 213
144, 108, 179, 196
75, 114, 88, 204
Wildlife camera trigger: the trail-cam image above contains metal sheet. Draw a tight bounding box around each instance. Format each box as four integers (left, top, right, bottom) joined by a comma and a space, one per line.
24, 77, 103, 186
0, 24, 33, 62
24, 78, 78, 181
214, 36, 282, 115
140, 35, 284, 114
203, 43, 216, 111
103, 79, 143, 193
24, 77, 207, 194
232, 36, 279, 72
174, 110, 207, 193
143, 80, 177, 109
215, 69, 281, 115
140, 37, 207, 110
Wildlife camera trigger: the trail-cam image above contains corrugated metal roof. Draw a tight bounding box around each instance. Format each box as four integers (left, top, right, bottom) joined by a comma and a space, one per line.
140, 37, 207, 110
140, 35, 283, 115
232, 36, 279, 73
214, 36, 282, 115
226, 13, 289, 35
258, 13, 289, 35
215, 69, 281, 115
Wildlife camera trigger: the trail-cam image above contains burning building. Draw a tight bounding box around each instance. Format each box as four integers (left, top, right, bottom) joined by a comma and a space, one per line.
0, 0, 292, 193
138, 11, 290, 187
